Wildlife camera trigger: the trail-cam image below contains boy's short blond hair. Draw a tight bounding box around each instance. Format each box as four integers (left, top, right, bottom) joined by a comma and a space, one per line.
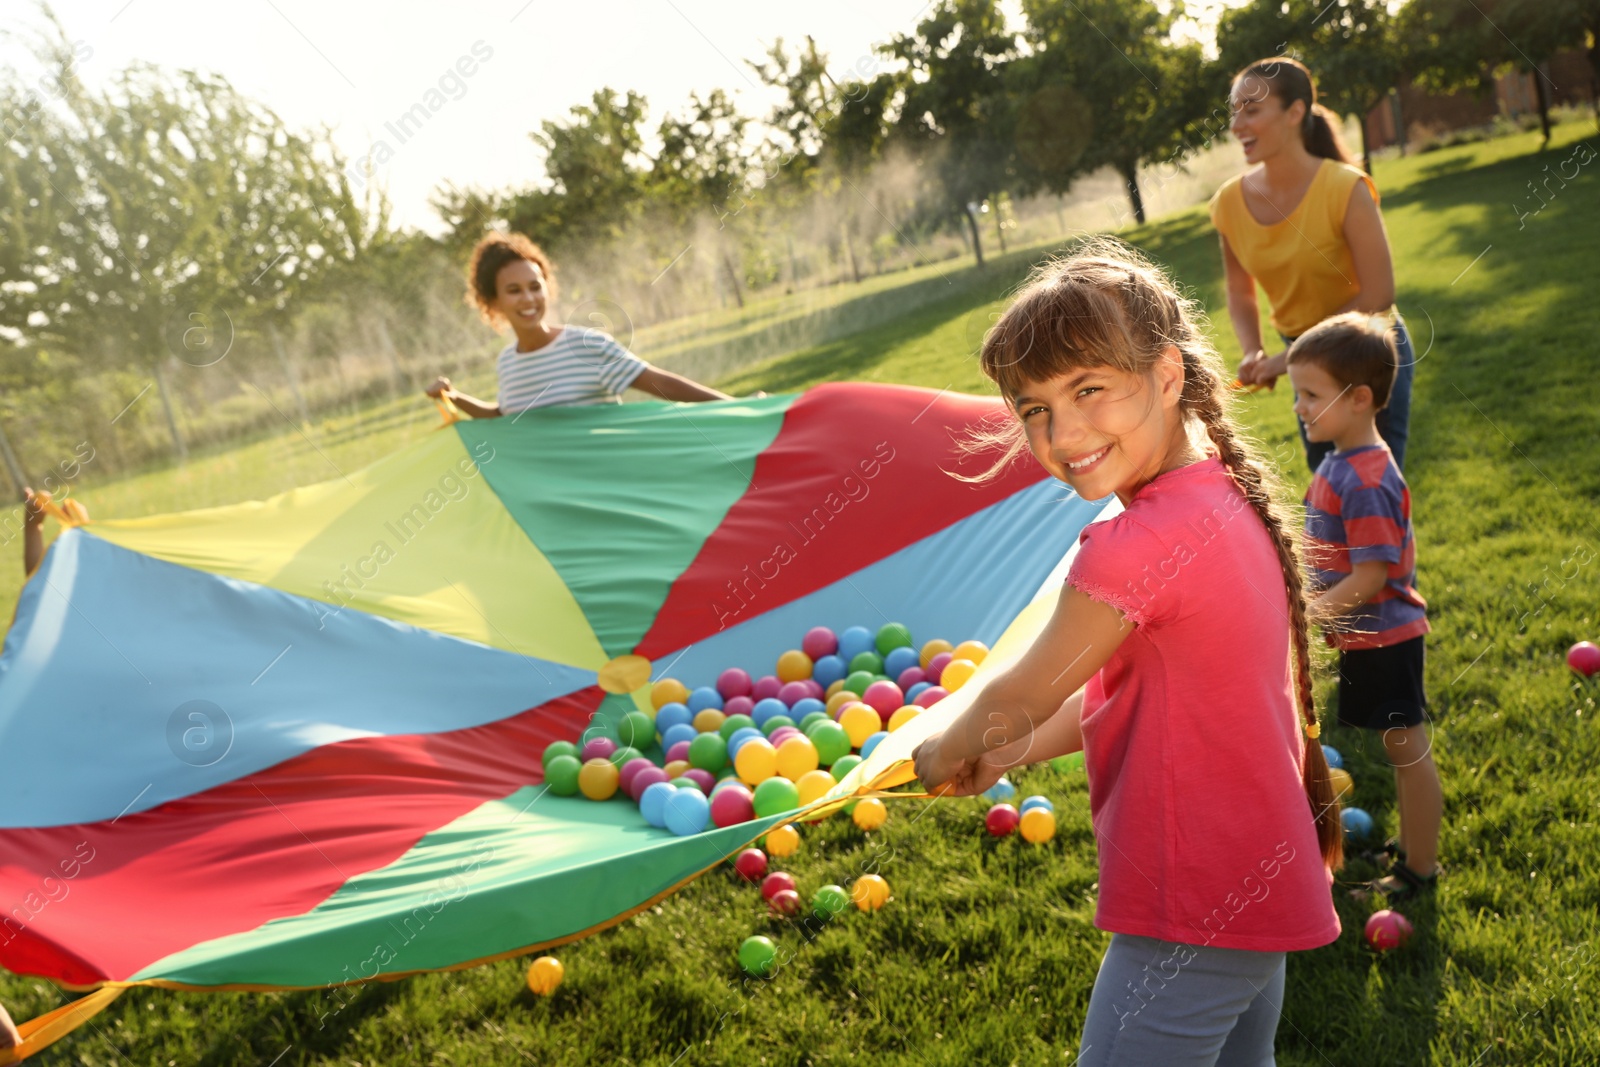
1285, 312, 1399, 410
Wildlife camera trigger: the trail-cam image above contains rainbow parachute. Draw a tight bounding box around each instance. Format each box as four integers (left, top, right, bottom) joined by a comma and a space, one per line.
0, 383, 1107, 1055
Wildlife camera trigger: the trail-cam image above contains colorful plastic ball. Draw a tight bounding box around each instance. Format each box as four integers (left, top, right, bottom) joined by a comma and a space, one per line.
1568, 641, 1600, 677
811, 884, 850, 920
808, 721, 852, 766
848, 650, 885, 676
982, 777, 1015, 803
1322, 744, 1343, 769
920, 639, 953, 668
693, 708, 727, 734
751, 675, 783, 701
640, 781, 676, 826
859, 731, 889, 759
852, 796, 888, 831
776, 650, 814, 683
812, 654, 848, 688
777, 681, 812, 706
762, 715, 797, 738
689, 732, 729, 772
651, 678, 690, 709
1364, 909, 1414, 951
852, 874, 891, 911
924, 651, 953, 683
830, 754, 862, 781
751, 697, 789, 727
875, 622, 914, 655
738, 935, 778, 976
661, 723, 698, 751
952, 639, 990, 665
1050, 752, 1085, 774
842, 670, 875, 696
665, 787, 711, 835
768, 888, 804, 917
790, 697, 826, 721
544, 754, 582, 796
735, 738, 778, 785
760, 870, 797, 902
801, 679, 826, 701
1020, 807, 1057, 844
541, 740, 580, 769
904, 682, 931, 703
913, 686, 948, 709
796, 769, 837, 806
665, 740, 691, 765
654, 702, 693, 735
719, 713, 756, 741
941, 658, 979, 692
712, 785, 756, 828
618, 757, 657, 795
884, 647, 921, 681
607, 746, 643, 770
825, 679, 846, 699
1327, 767, 1354, 799
1019, 795, 1054, 815
733, 847, 767, 882
859, 680, 903, 719
526, 955, 564, 995
717, 668, 754, 699
775, 736, 820, 780
616, 712, 655, 750
578, 758, 620, 800
682, 768, 716, 794
803, 626, 839, 659
986, 803, 1021, 836
798, 711, 831, 734
1341, 807, 1376, 841
838, 626, 875, 662
764, 823, 800, 857
580, 737, 617, 763
669, 776, 701, 793
687, 687, 723, 714
887, 706, 921, 733
767, 727, 802, 748
837, 704, 881, 748
662, 759, 691, 779
753, 776, 801, 818
895, 665, 926, 692
627, 764, 670, 802
723, 695, 755, 720
727, 726, 764, 759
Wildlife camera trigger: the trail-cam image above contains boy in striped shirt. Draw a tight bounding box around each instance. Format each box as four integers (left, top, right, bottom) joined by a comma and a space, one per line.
426, 233, 732, 416
1287, 312, 1442, 902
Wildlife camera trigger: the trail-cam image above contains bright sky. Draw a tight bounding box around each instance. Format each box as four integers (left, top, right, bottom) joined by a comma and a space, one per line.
9, 0, 1013, 233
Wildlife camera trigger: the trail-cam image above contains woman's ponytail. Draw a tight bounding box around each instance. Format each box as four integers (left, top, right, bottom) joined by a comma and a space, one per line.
1304, 101, 1359, 168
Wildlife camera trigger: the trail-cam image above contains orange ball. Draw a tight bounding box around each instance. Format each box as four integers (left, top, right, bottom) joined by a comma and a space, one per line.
796, 769, 837, 806
651, 678, 690, 709
693, 708, 727, 734
526, 955, 564, 994
887, 705, 921, 732
775, 735, 820, 781
919, 639, 953, 668
825, 690, 857, 717
764, 823, 801, 857
734, 739, 777, 785
578, 758, 619, 800
776, 649, 814, 682
1020, 807, 1057, 843
852, 796, 888, 831
941, 658, 979, 692
825, 678, 846, 699
852, 873, 891, 911
838, 703, 881, 748
663, 759, 691, 779
952, 640, 989, 666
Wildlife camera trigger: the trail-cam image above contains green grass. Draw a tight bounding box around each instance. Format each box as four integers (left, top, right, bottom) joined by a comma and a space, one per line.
4, 119, 1599, 1065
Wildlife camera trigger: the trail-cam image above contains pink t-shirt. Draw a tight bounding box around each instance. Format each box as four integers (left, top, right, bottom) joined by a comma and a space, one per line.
1066, 456, 1340, 952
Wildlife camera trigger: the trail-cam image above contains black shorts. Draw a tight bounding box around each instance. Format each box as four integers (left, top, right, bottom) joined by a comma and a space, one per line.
1336, 635, 1428, 731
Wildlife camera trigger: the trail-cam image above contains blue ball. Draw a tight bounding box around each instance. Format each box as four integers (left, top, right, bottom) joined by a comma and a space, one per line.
789, 697, 826, 719
661, 723, 698, 751
859, 731, 890, 760
1019, 795, 1054, 815
838, 626, 875, 663
640, 781, 676, 827
905, 681, 931, 702
727, 727, 764, 759
812, 654, 847, 688
752, 697, 789, 727
883, 646, 920, 679
1322, 744, 1343, 769
1341, 807, 1375, 841
655, 702, 693, 735
982, 777, 1016, 803
688, 686, 724, 713
664, 787, 711, 836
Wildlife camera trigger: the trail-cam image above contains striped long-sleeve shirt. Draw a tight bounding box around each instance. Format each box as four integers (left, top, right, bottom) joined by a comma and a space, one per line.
495, 327, 647, 413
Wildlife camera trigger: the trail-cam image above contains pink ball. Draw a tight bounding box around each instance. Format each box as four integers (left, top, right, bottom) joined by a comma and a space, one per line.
628, 765, 670, 802
778, 681, 811, 707
752, 675, 783, 701
618, 757, 657, 795
1363, 909, 1414, 951
714, 789, 757, 829
862, 680, 905, 718
682, 768, 716, 794
986, 803, 1020, 837
665, 740, 692, 764
913, 686, 948, 709
717, 668, 754, 699
767, 727, 802, 747
581, 737, 617, 763
1568, 641, 1600, 677
925, 652, 953, 684
724, 694, 755, 718
897, 666, 926, 691
802, 626, 839, 659
801, 679, 825, 700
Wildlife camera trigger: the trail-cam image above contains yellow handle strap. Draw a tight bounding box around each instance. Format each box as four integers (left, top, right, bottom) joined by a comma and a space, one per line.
432, 392, 464, 427
30, 492, 90, 528
0, 986, 125, 1065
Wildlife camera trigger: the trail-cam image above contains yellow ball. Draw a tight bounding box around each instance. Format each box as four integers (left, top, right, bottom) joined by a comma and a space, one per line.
838, 703, 882, 748
651, 678, 690, 709
941, 658, 979, 692
1327, 767, 1354, 799
825, 678, 846, 699
776, 649, 814, 682
693, 708, 727, 734
764, 823, 800, 857
526, 955, 564, 995
796, 769, 836, 806
952, 640, 989, 666
852, 873, 891, 911
920, 639, 953, 668
887, 705, 921, 732
735, 738, 777, 785
825, 690, 856, 717
663, 759, 691, 779
1020, 807, 1057, 844
775, 736, 819, 781
577, 758, 619, 801
852, 796, 888, 831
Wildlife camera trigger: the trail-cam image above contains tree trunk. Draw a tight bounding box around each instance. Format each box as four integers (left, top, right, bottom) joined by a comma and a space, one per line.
1532, 62, 1553, 147
269, 323, 313, 427
786, 233, 800, 291
840, 222, 861, 284
721, 250, 746, 308
0, 420, 27, 498
152, 359, 188, 462
1055, 194, 1067, 235
1118, 162, 1147, 226
1390, 90, 1408, 157
993, 196, 1008, 255
963, 202, 985, 269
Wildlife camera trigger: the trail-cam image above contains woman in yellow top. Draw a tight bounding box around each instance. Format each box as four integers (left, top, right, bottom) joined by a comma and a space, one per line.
1211, 57, 1414, 473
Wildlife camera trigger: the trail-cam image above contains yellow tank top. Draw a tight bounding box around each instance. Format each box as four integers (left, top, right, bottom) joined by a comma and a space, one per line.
1209, 160, 1380, 339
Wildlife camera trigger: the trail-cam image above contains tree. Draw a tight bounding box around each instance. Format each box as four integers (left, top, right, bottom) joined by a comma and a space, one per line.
650, 90, 755, 305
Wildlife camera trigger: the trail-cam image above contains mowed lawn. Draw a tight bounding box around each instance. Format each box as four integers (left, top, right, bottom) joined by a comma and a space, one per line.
3, 121, 1597, 1066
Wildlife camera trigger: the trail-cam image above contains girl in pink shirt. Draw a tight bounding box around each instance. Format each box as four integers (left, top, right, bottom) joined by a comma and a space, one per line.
914, 240, 1342, 1065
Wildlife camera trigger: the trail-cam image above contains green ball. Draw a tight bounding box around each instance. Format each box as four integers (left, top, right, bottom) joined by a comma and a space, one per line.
544, 754, 582, 796
808, 721, 852, 766
688, 732, 728, 772
752, 776, 801, 818
872, 674, 891, 685
738, 935, 778, 977
617, 712, 656, 750
761, 715, 796, 737
848, 651, 883, 675
716, 765, 738, 780
718, 713, 755, 741
812, 884, 850, 920
876, 622, 913, 655
798, 711, 830, 733
609, 745, 643, 768
843, 670, 875, 696
830, 753, 862, 782
541, 741, 580, 769
1051, 751, 1086, 774
670, 776, 702, 792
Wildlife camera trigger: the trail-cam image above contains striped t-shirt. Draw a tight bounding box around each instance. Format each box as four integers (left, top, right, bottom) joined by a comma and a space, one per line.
1304, 444, 1430, 650
495, 327, 648, 413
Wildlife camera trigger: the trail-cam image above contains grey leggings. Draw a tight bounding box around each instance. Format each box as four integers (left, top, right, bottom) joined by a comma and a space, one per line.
1077, 934, 1287, 1066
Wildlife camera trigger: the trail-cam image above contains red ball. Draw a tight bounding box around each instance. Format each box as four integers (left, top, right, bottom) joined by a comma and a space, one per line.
778, 681, 811, 706
986, 803, 1021, 837
724, 695, 755, 718
618, 757, 657, 795
752, 675, 783, 701
718, 668, 754, 699
862, 680, 904, 718
665, 740, 692, 764
683, 768, 716, 794
760, 871, 797, 902
1568, 641, 1600, 677
711, 785, 756, 827
913, 686, 949, 709
1363, 909, 1414, 951
627, 765, 669, 802
768, 888, 804, 917
897, 666, 926, 691
802, 627, 838, 660
925, 652, 953, 684
733, 847, 768, 881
